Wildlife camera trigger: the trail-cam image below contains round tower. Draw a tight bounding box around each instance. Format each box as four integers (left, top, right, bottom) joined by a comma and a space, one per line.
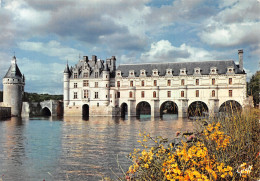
63, 62, 70, 106
3, 56, 25, 117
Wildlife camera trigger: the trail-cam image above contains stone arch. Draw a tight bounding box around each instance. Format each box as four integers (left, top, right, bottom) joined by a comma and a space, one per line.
120, 102, 128, 118
82, 104, 89, 118
219, 100, 242, 114
136, 101, 151, 118
188, 101, 208, 118
160, 101, 178, 117
41, 107, 51, 116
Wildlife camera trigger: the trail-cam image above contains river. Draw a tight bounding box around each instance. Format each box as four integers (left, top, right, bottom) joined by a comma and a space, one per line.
0, 115, 195, 181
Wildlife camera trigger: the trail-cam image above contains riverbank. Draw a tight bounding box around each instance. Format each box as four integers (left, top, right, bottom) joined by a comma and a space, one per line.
122, 108, 260, 181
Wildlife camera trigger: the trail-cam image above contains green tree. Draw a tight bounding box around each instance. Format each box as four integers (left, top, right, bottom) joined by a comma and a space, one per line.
248, 71, 260, 107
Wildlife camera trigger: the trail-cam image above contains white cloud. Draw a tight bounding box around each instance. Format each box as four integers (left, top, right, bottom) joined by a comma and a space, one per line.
18, 58, 64, 94
18, 41, 83, 61
200, 0, 260, 47
140, 40, 215, 62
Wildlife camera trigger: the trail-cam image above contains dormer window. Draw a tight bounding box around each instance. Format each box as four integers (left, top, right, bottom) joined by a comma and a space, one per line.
166, 68, 172, 76
129, 70, 135, 77
116, 71, 121, 77
210, 67, 217, 74
227, 67, 234, 74
83, 72, 89, 78
74, 73, 78, 78
180, 68, 186, 75
140, 69, 146, 77
152, 69, 159, 76
194, 68, 201, 75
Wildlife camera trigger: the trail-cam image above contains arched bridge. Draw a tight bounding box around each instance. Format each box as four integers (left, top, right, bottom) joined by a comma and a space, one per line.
22, 100, 63, 117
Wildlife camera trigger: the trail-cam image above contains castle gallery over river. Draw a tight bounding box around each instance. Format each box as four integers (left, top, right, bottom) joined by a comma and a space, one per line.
63, 50, 247, 118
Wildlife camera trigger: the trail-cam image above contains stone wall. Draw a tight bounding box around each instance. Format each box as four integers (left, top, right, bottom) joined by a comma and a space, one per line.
0, 107, 11, 119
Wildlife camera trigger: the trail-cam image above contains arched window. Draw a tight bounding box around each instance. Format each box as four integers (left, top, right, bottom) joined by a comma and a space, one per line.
153, 91, 156, 98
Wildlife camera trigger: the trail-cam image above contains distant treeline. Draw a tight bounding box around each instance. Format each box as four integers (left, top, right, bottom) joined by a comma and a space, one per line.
23, 92, 63, 102
0, 91, 63, 103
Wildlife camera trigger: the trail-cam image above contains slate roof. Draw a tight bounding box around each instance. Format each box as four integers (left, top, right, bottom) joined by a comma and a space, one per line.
4, 59, 23, 79
117, 60, 245, 77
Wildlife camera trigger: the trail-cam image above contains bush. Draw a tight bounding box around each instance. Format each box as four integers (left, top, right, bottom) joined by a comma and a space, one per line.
125, 109, 260, 181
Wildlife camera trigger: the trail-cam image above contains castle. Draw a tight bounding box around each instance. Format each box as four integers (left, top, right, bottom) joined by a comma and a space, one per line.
1, 56, 25, 117
63, 50, 247, 118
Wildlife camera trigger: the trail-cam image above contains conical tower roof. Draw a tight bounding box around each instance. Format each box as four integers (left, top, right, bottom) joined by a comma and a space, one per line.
4, 56, 23, 78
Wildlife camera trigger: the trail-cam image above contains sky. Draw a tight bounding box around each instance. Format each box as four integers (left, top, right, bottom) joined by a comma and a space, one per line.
0, 0, 259, 94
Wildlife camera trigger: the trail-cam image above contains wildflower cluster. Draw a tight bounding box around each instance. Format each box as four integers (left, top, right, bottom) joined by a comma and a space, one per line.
125, 109, 260, 181
163, 141, 233, 180
237, 163, 253, 178
203, 122, 230, 150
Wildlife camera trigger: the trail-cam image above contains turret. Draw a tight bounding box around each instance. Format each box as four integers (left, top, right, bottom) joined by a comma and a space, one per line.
238, 49, 243, 72
64, 62, 70, 106
3, 56, 25, 116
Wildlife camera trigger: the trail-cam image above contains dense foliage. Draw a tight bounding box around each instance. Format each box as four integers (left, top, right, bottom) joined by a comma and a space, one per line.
124, 109, 259, 181
22, 92, 63, 102
247, 71, 260, 107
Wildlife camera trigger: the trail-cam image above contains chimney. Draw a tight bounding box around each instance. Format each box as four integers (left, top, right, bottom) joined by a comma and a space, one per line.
238, 49, 243, 71
83, 56, 88, 62
92, 55, 97, 62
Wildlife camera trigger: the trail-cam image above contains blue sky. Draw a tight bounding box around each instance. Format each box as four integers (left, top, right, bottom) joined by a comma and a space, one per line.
0, 0, 259, 94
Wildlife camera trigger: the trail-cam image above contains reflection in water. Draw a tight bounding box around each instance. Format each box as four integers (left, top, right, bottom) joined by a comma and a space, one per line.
0, 116, 194, 180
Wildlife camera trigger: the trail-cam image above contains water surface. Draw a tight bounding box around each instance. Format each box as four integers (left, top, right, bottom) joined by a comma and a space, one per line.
0, 115, 195, 180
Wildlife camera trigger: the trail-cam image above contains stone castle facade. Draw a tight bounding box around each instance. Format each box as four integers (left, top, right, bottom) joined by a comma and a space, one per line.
63, 50, 247, 118
2, 56, 25, 117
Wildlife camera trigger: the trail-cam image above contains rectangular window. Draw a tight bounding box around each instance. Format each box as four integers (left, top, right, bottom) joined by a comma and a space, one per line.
117, 81, 120, 87
130, 81, 133, 87
153, 91, 156, 98
95, 72, 99, 78
229, 78, 232, 85
74, 92, 77, 99
212, 90, 215, 97
141, 80, 145, 86
74, 73, 78, 78
212, 78, 215, 85
181, 91, 184, 97
117, 92, 120, 98
167, 80, 171, 86
129, 91, 133, 98
196, 90, 199, 97
95, 82, 98, 88
154, 80, 157, 86
83, 90, 88, 98
95, 92, 99, 99
74, 83, 77, 88
181, 79, 185, 86
83, 72, 88, 78
196, 79, 199, 85
229, 90, 232, 97
141, 91, 145, 98
167, 91, 171, 98
83, 80, 89, 87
